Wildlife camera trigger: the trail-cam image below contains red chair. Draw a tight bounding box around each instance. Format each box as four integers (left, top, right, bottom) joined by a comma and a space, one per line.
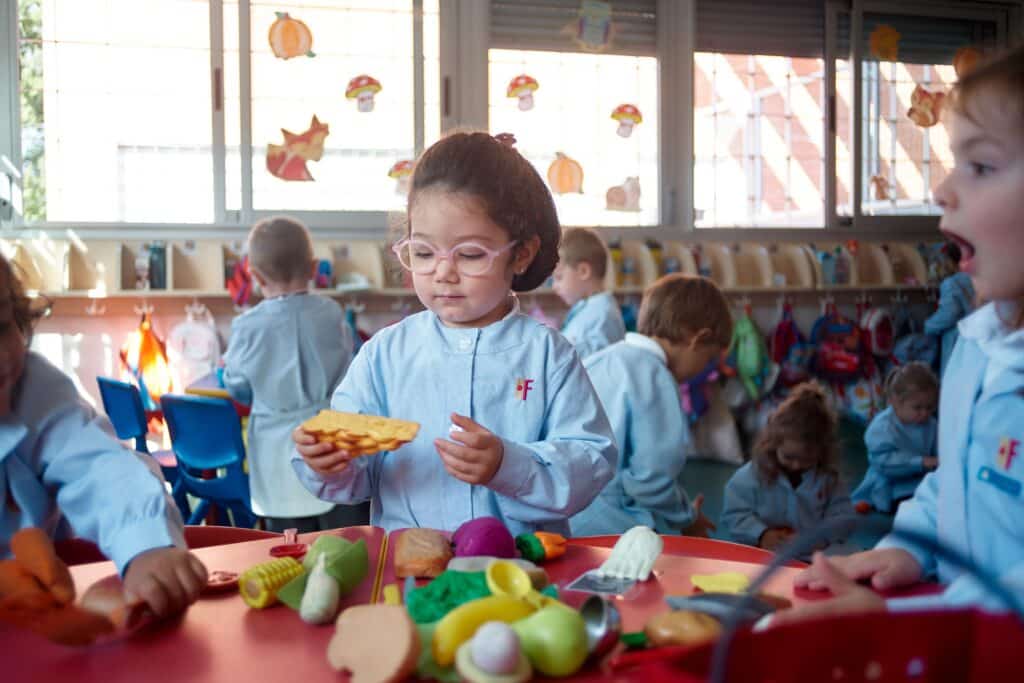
569, 535, 807, 568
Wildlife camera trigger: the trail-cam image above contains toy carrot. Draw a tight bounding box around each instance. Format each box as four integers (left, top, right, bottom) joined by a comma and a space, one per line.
11, 527, 75, 605
514, 531, 567, 563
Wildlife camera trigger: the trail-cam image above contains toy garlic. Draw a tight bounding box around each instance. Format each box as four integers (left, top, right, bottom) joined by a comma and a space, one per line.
299, 553, 340, 625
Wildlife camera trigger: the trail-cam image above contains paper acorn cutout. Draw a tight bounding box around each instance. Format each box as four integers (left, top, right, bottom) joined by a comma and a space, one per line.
907, 85, 946, 128
346, 75, 382, 113
507, 75, 539, 111
611, 104, 642, 137
268, 12, 315, 60
954, 47, 982, 78
388, 160, 413, 195
547, 152, 584, 195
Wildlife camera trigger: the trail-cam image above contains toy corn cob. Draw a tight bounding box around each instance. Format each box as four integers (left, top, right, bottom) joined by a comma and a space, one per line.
514, 531, 567, 563
239, 557, 304, 609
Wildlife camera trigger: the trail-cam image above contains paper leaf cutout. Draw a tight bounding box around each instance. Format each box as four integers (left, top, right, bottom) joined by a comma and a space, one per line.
268, 12, 315, 59
266, 115, 329, 181
869, 24, 900, 62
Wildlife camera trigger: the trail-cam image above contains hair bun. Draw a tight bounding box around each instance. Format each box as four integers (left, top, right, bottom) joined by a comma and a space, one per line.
493, 132, 517, 147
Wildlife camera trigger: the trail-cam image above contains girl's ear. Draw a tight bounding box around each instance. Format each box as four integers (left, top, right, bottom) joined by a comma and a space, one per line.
577, 261, 593, 282
512, 235, 541, 276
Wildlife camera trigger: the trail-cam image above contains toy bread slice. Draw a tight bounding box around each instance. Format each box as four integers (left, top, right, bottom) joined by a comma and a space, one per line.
302, 410, 420, 456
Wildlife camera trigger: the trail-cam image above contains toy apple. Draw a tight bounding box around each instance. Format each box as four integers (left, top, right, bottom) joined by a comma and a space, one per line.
511, 605, 588, 677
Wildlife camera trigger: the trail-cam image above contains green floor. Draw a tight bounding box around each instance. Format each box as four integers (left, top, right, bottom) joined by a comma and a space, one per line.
680, 419, 893, 551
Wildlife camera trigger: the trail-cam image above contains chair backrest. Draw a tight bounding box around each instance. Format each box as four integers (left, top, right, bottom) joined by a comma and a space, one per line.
160, 394, 248, 471
96, 376, 149, 451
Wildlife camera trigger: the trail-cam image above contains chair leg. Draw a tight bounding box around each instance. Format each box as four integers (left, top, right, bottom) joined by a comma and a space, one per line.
171, 481, 191, 519
187, 499, 210, 526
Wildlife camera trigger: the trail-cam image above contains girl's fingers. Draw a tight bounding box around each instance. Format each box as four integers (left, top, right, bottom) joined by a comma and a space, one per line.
448, 429, 488, 449
434, 438, 479, 463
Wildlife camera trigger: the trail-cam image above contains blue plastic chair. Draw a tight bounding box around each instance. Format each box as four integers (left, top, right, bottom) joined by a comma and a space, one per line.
160, 393, 256, 528
96, 376, 190, 517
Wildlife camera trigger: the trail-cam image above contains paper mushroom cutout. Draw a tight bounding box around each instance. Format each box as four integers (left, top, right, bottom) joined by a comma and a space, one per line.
268, 12, 315, 60
954, 47, 982, 78
507, 75, 539, 111
547, 152, 584, 195
388, 159, 413, 196
346, 75, 382, 113
907, 85, 946, 128
611, 104, 642, 137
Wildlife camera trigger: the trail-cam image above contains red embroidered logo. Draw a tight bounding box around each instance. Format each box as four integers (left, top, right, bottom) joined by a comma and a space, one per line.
515, 378, 534, 401
997, 437, 1020, 470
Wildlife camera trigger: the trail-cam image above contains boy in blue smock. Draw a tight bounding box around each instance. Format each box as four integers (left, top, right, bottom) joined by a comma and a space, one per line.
292, 132, 616, 537
222, 216, 367, 533
551, 227, 626, 360
570, 274, 729, 537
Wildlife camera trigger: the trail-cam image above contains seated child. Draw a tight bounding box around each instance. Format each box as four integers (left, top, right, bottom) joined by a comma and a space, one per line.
852, 362, 938, 514
551, 227, 626, 360
721, 383, 855, 552
924, 242, 975, 376
0, 254, 206, 617
292, 132, 616, 537
570, 274, 730, 537
222, 216, 368, 533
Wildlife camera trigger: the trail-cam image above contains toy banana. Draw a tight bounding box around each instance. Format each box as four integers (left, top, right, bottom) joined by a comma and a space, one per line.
432, 595, 535, 667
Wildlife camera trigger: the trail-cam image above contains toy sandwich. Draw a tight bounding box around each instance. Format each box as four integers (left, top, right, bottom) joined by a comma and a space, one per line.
302, 410, 420, 456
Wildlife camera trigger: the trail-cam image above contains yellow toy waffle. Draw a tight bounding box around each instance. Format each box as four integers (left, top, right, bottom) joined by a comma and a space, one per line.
302, 410, 420, 456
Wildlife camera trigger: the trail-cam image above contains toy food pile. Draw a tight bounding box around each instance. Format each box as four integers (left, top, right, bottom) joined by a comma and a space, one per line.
301, 410, 420, 456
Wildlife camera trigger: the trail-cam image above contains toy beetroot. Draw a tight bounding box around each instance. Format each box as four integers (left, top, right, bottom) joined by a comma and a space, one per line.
452, 517, 516, 559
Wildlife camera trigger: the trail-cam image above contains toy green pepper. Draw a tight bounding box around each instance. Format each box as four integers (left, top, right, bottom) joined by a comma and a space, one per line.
514, 532, 566, 563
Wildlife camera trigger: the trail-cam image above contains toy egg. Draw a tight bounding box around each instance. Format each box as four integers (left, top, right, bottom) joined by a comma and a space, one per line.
471, 622, 521, 675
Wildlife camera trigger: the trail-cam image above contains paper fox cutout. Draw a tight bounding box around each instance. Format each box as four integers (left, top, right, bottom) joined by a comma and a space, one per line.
266, 115, 330, 181
907, 86, 946, 128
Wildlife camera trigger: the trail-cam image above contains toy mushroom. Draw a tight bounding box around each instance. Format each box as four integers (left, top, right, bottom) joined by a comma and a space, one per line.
506, 74, 539, 111
388, 159, 413, 195
346, 75, 382, 112
611, 104, 642, 137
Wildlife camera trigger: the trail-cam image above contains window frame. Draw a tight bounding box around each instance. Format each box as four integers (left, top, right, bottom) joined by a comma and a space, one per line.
0, 0, 1019, 241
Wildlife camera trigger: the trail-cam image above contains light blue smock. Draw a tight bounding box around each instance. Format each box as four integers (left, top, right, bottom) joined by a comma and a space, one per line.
924, 272, 975, 376
560, 291, 626, 361
852, 407, 937, 513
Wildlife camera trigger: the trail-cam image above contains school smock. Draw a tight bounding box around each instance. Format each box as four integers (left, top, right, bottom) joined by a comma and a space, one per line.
290, 304, 617, 537
852, 407, 937, 513
1, 352, 184, 573
721, 461, 855, 547
569, 333, 695, 536
223, 292, 354, 518
560, 291, 626, 360
879, 302, 1024, 613
924, 271, 975, 375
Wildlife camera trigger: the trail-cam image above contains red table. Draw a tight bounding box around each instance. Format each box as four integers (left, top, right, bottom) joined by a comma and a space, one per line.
2, 531, 913, 683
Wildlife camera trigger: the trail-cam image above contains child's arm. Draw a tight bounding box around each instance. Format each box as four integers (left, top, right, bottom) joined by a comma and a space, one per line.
479, 358, 616, 524
923, 276, 969, 336
220, 320, 254, 405
874, 469, 940, 577
720, 468, 769, 547
865, 419, 929, 477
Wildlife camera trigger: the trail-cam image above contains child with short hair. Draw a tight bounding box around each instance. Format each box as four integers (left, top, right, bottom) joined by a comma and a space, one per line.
924, 242, 975, 375
852, 362, 938, 514
291, 132, 616, 536
570, 274, 730, 537
0, 254, 206, 617
551, 227, 626, 360
222, 216, 367, 533
782, 45, 1024, 620
721, 383, 855, 552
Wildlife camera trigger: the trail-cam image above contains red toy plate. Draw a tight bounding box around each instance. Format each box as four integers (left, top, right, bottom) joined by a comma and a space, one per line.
269, 543, 308, 560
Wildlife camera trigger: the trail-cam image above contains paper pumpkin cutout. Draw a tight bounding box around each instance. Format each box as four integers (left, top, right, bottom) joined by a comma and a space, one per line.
266, 115, 329, 181
907, 85, 945, 128
388, 159, 413, 195
346, 75, 382, 112
507, 75, 539, 111
563, 0, 614, 53
954, 47, 982, 78
606, 176, 641, 211
547, 152, 584, 194
268, 12, 315, 60
869, 175, 890, 200
611, 104, 642, 137
869, 24, 900, 62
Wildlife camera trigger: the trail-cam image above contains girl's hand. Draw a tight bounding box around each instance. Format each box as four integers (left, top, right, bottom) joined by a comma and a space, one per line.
793, 547, 922, 591
768, 552, 885, 627
759, 527, 794, 551
923, 456, 939, 470
123, 547, 207, 618
292, 426, 354, 475
681, 493, 717, 538
435, 413, 504, 485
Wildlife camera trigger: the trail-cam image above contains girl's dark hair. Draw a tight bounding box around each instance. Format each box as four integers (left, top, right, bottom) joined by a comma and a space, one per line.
885, 361, 939, 402
752, 382, 840, 487
406, 131, 560, 291
2, 254, 46, 340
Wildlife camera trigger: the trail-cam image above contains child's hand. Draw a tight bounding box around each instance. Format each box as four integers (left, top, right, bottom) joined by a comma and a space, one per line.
923, 456, 938, 470
793, 547, 922, 591
435, 413, 504, 486
292, 426, 354, 475
759, 527, 794, 551
123, 547, 207, 618
681, 493, 717, 538
768, 552, 885, 627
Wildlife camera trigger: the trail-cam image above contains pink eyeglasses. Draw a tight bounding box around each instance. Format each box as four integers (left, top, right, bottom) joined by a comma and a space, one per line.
391, 238, 517, 277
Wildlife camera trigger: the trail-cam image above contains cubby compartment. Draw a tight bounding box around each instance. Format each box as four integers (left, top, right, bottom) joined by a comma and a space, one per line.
170, 240, 225, 292
605, 239, 658, 290
659, 241, 699, 277
66, 238, 117, 294
730, 243, 774, 288
694, 243, 737, 288
884, 242, 928, 286
855, 242, 894, 286
769, 243, 817, 288
318, 241, 385, 290
117, 241, 169, 291
809, 242, 858, 287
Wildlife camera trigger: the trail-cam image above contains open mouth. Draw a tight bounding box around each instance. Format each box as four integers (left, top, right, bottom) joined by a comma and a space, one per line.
942, 230, 976, 272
